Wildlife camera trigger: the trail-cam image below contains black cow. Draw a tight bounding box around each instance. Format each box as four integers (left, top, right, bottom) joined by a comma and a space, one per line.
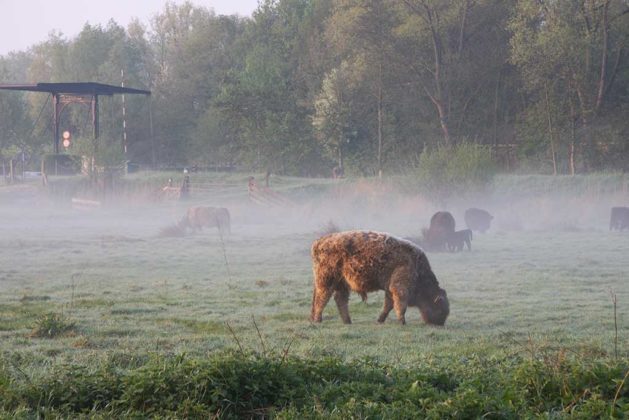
464, 208, 493, 233
610, 207, 629, 231
423, 211, 456, 251
447, 229, 473, 252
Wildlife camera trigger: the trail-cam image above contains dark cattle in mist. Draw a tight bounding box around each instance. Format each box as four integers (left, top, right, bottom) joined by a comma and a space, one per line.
609, 207, 629, 231
310, 231, 449, 326
180, 206, 231, 235
447, 229, 473, 252
464, 208, 493, 233
424, 211, 456, 251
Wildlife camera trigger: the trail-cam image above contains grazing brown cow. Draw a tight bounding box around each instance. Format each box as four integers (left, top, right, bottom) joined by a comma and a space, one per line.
310, 231, 449, 326
180, 206, 231, 235
424, 211, 456, 251
447, 229, 473, 252
464, 208, 493, 233
610, 207, 629, 231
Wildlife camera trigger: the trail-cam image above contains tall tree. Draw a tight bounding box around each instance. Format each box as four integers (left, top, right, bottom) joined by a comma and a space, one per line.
396, 0, 513, 147
510, 0, 629, 172
325, 0, 399, 176
217, 0, 324, 174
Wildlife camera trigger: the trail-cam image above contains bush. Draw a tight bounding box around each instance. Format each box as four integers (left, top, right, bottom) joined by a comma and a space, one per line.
1, 353, 628, 418
29, 312, 75, 338
413, 142, 496, 204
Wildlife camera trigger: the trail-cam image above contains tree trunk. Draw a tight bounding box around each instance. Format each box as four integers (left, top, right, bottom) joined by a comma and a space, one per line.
569, 96, 577, 176
544, 86, 558, 176
436, 101, 451, 146
595, 0, 610, 113
492, 69, 502, 147
574, 83, 591, 172
426, 3, 450, 146
403, 0, 451, 146
457, 0, 470, 57
337, 140, 344, 172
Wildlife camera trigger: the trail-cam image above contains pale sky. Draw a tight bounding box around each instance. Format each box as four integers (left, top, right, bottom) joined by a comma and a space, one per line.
0, 0, 260, 56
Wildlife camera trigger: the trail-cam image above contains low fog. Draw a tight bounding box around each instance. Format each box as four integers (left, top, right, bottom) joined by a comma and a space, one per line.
0, 175, 625, 244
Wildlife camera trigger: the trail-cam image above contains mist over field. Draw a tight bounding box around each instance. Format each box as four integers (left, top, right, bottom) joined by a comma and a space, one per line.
1, 173, 628, 416
1, 0, 629, 413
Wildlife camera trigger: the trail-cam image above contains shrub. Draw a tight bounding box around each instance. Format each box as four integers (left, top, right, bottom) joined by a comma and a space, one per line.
1, 353, 628, 417
413, 142, 496, 204
29, 313, 75, 338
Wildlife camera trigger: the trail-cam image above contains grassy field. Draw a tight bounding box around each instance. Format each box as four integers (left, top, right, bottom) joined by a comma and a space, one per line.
1, 172, 628, 417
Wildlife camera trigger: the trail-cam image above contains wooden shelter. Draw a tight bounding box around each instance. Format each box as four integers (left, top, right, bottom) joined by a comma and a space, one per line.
0, 82, 150, 153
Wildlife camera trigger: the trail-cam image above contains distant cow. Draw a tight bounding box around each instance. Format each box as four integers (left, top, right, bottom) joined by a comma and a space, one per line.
423, 211, 456, 251
610, 207, 629, 231
180, 206, 231, 235
447, 229, 473, 252
310, 231, 449, 326
464, 208, 493, 233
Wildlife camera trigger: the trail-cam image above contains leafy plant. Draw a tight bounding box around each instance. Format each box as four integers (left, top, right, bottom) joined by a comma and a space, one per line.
1, 353, 628, 418
413, 141, 496, 203
29, 312, 75, 338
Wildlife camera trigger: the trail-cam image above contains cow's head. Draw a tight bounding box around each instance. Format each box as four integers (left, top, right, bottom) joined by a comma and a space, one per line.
419, 288, 449, 326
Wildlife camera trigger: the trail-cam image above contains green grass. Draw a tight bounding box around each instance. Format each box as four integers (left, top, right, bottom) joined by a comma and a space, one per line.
1, 172, 628, 416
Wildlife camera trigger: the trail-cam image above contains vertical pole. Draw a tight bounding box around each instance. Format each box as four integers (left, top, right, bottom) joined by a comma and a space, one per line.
53, 94, 60, 154
148, 96, 156, 167
121, 69, 128, 155
92, 95, 99, 139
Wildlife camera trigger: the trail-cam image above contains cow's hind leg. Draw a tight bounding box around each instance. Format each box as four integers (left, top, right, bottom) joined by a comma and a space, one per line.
392, 293, 409, 325
377, 291, 394, 323
334, 285, 351, 324
311, 287, 333, 322
310, 267, 336, 323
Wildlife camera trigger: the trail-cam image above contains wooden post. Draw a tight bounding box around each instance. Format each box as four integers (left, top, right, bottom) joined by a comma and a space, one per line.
9, 159, 14, 184
41, 158, 48, 187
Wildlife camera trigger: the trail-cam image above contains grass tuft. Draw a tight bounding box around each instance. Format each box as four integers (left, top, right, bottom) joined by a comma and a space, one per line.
19, 295, 50, 303
29, 312, 76, 338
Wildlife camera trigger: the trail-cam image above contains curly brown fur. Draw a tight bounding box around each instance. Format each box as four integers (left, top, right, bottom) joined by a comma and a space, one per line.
447, 229, 472, 252
180, 206, 231, 235
310, 231, 449, 326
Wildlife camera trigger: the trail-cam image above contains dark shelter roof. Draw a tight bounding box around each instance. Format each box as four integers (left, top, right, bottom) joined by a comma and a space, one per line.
0, 82, 150, 96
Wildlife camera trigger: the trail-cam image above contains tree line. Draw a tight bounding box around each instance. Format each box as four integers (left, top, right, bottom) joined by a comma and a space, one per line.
1, 0, 628, 176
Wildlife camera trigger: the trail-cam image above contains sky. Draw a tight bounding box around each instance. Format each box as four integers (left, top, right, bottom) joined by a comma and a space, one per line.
0, 0, 260, 56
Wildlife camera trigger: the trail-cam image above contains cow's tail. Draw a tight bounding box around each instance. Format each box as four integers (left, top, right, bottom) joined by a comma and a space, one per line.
359, 292, 368, 302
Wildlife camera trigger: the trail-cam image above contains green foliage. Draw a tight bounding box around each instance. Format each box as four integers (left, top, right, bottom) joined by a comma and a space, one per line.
2, 0, 628, 173
71, 136, 126, 171
1, 353, 628, 417
413, 142, 496, 202
29, 313, 75, 338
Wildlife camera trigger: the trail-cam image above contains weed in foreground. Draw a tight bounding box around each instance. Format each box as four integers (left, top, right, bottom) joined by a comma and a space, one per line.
29, 312, 76, 338
1, 352, 628, 418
